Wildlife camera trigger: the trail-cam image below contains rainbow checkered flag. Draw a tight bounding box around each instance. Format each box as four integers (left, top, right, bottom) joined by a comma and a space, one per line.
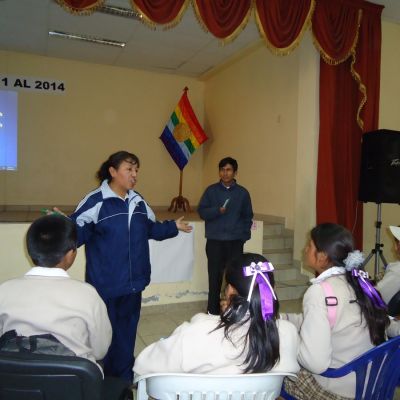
160, 88, 208, 170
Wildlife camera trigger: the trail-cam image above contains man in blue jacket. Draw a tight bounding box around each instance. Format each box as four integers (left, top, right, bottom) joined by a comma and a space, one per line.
198, 157, 253, 314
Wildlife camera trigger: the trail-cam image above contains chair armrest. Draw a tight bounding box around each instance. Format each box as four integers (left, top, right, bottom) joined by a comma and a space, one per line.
136, 378, 148, 400
320, 365, 354, 378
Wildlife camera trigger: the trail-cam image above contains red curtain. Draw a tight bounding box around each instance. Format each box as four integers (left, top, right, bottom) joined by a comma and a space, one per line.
56, 0, 103, 14
315, 0, 383, 248
313, 0, 361, 63
131, 0, 188, 26
193, 0, 252, 41
255, 0, 314, 54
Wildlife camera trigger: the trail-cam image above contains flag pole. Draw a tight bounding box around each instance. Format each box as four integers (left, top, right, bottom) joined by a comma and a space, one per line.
179, 169, 183, 197
162, 86, 207, 213
168, 169, 191, 213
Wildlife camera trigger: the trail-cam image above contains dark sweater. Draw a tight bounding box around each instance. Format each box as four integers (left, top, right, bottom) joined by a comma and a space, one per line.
198, 181, 253, 241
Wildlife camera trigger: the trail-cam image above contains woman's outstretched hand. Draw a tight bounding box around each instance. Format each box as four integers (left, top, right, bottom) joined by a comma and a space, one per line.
175, 216, 193, 233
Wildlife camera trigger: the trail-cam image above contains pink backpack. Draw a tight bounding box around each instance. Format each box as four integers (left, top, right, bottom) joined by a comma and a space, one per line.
320, 281, 338, 328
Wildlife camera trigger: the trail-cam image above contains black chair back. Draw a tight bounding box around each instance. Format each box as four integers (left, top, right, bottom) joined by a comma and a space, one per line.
0, 351, 103, 400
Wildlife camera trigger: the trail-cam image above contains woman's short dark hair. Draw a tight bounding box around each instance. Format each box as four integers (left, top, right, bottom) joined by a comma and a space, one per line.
218, 157, 238, 172
216, 253, 280, 373
311, 223, 389, 345
26, 215, 77, 268
96, 151, 140, 183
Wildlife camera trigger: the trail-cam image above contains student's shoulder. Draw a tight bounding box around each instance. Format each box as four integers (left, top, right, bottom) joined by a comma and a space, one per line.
385, 261, 400, 274
67, 279, 102, 298
0, 276, 24, 289
277, 319, 300, 346
164, 313, 216, 339
302, 282, 326, 304
188, 312, 220, 328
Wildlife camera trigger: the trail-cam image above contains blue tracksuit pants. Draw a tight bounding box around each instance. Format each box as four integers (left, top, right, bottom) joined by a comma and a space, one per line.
103, 292, 142, 382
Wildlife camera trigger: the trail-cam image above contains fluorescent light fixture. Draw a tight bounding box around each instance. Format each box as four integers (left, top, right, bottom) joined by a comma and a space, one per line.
48, 30, 126, 48
98, 4, 142, 20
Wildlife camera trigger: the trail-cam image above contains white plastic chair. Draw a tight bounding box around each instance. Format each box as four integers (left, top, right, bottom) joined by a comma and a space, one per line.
134, 372, 297, 400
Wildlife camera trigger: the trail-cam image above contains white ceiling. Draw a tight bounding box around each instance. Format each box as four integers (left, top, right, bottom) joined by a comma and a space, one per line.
0, 0, 399, 78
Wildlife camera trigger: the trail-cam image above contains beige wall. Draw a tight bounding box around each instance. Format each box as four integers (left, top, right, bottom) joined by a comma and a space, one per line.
293, 33, 319, 274
362, 21, 400, 275
202, 42, 299, 229
0, 50, 204, 208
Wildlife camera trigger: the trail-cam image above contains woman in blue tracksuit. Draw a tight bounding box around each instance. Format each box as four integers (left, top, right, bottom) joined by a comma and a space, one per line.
70, 151, 192, 382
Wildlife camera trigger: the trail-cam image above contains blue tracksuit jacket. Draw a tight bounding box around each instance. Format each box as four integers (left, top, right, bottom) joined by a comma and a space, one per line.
70, 180, 178, 299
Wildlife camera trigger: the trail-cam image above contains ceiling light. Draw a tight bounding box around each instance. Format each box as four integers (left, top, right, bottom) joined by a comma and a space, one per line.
48, 31, 126, 48
98, 4, 142, 20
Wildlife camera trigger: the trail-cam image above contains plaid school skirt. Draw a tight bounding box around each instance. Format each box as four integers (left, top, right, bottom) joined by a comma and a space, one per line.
283, 368, 353, 400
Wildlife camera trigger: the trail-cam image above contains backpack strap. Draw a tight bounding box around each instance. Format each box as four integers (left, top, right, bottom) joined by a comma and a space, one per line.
320, 281, 338, 329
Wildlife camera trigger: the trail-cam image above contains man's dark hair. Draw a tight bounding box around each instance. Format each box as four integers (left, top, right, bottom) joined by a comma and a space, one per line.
219, 157, 238, 172
26, 215, 77, 268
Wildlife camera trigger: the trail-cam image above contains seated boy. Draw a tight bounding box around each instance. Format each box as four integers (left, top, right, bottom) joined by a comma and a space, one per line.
0, 214, 112, 373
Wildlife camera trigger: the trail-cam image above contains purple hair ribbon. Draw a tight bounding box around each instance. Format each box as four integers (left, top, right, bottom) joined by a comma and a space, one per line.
242, 261, 276, 321
351, 269, 386, 309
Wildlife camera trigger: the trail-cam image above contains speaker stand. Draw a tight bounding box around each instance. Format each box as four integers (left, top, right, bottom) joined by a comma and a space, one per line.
362, 203, 388, 279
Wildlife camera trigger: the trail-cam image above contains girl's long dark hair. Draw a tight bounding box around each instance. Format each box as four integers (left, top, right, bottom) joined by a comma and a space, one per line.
311, 223, 389, 345
96, 151, 139, 183
216, 253, 280, 373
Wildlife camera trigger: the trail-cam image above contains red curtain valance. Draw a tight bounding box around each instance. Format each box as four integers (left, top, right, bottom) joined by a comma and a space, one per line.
56, 1, 377, 66
193, 0, 252, 41
255, 0, 314, 55
131, 0, 189, 27
312, 0, 362, 65
56, 0, 104, 14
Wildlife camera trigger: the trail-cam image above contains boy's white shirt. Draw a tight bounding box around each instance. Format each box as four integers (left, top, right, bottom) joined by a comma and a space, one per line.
25, 266, 69, 277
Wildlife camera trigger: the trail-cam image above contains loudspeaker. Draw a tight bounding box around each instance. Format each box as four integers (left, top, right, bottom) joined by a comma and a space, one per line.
359, 129, 400, 203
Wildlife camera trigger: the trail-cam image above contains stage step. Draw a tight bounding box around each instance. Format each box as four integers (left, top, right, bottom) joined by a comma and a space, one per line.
263, 221, 309, 301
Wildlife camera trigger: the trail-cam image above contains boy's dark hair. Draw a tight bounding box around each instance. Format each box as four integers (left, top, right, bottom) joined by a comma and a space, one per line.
96, 151, 140, 183
311, 223, 389, 345
216, 253, 280, 373
219, 157, 238, 172
26, 215, 77, 268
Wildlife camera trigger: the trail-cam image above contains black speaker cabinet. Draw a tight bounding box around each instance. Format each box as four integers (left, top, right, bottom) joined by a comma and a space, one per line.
359, 129, 400, 203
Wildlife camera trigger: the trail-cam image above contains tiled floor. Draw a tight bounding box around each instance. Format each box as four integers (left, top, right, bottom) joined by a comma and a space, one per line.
135, 298, 303, 356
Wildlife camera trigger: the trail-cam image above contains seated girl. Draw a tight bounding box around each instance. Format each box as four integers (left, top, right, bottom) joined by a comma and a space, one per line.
283, 223, 389, 400
134, 253, 299, 376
